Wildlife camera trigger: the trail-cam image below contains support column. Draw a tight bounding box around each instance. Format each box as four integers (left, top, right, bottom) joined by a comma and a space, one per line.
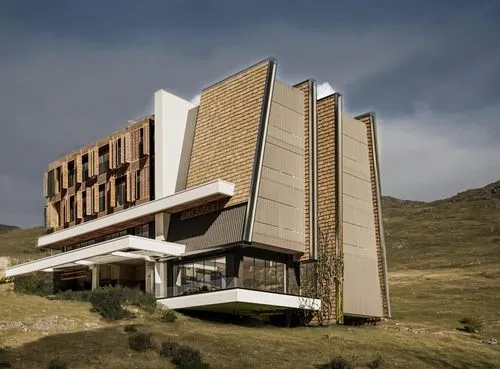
145, 261, 155, 294
154, 212, 171, 241
91, 265, 100, 290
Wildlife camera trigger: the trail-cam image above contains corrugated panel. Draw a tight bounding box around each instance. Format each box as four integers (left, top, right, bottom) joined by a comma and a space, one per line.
167, 203, 246, 252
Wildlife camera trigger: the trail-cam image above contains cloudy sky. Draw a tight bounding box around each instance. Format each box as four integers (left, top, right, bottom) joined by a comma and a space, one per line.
1, 0, 499, 227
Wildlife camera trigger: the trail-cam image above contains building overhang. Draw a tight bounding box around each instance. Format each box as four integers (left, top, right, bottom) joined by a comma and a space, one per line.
6, 236, 185, 278
157, 289, 321, 314
38, 180, 234, 249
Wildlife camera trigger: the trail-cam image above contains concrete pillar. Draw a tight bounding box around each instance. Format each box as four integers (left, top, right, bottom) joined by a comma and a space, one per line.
91, 265, 100, 290
155, 262, 167, 298
154, 212, 171, 241
145, 262, 155, 294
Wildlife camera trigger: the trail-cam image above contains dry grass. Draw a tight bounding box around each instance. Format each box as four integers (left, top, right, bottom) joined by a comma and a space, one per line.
0, 289, 498, 369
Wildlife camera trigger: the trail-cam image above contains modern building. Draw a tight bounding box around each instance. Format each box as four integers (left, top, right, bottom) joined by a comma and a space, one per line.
6, 58, 390, 322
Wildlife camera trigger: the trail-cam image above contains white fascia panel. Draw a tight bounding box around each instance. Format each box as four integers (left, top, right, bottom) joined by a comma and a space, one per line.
37, 180, 235, 248
157, 289, 321, 311
154, 89, 195, 198
7, 236, 185, 278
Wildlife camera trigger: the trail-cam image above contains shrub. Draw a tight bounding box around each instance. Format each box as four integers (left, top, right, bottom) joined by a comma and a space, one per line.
316, 356, 353, 369
160, 341, 210, 369
459, 316, 483, 333
170, 345, 209, 369
124, 324, 138, 333
159, 340, 180, 358
160, 309, 177, 323
367, 356, 384, 369
47, 358, 68, 369
134, 292, 157, 312
14, 272, 54, 296
128, 332, 154, 352
53, 290, 91, 302
89, 286, 128, 320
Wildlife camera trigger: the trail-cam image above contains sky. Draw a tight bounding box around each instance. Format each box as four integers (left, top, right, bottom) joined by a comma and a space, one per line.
1, 0, 499, 227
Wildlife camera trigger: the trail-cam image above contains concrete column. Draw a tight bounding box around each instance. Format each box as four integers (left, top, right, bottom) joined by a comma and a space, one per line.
91, 265, 100, 290
155, 262, 168, 298
154, 212, 171, 241
145, 262, 155, 294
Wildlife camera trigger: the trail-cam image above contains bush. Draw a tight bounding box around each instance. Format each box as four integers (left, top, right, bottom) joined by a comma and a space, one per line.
89, 286, 128, 320
47, 358, 68, 369
160, 341, 210, 369
367, 356, 384, 369
459, 316, 483, 333
316, 356, 353, 369
159, 340, 180, 358
134, 292, 157, 312
53, 290, 91, 301
14, 272, 54, 296
160, 309, 177, 323
128, 332, 154, 352
124, 324, 138, 333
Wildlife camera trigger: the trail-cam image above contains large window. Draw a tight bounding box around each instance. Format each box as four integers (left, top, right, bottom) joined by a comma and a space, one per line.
173, 257, 226, 296
98, 146, 109, 175
69, 196, 75, 222
242, 256, 286, 293
82, 155, 89, 180
68, 161, 75, 188
98, 184, 106, 212
116, 176, 126, 207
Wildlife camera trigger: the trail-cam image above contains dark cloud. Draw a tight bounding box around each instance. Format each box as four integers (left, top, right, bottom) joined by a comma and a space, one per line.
0, 1, 499, 226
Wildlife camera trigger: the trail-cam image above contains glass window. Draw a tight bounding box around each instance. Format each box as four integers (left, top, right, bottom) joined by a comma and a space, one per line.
68, 161, 75, 188
254, 258, 266, 291
69, 196, 75, 222
82, 155, 89, 180
116, 138, 122, 165
242, 256, 255, 289
116, 177, 126, 207
98, 146, 109, 175
173, 256, 227, 297
135, 170, 141, 199
98, 185, 106, 212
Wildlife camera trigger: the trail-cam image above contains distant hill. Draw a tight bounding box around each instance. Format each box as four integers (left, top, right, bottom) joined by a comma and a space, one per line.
383, 179, 500, 271
0, 224, 19, 235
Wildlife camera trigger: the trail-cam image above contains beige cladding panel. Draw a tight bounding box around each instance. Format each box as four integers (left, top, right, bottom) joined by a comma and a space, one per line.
343, 253, 384, 317
186, 60, 270, 207
261, 166, 303, 191
273, 80, 304, 113
253, 84, 305, 252
342, 113, 383, 317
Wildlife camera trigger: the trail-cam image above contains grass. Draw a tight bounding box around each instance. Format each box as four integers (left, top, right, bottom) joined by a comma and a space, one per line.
0, 227, 52, 264
0, 181, 500, 368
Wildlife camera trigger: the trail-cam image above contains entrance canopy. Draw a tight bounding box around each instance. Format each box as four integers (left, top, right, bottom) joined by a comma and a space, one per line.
5, 236, 185, 278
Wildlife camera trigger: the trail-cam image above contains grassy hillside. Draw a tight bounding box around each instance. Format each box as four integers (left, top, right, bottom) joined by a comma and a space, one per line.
0, 181, 499, 368
0, 224, 19, 235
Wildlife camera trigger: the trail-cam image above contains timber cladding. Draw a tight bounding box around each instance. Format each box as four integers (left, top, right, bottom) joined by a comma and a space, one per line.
43, 116, 152, 232
315, 95, 338, 321
185, 59, 272, 208
355, 113, 391, 318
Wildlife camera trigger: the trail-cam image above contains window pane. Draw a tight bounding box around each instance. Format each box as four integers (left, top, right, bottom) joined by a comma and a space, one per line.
215, 257, 226, 289
254, 258, 266, 291
242, 257, 255, 289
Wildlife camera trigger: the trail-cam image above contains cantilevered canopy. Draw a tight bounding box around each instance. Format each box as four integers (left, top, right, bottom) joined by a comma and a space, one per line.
5, 236, 185, 278
158, 289, 321, 315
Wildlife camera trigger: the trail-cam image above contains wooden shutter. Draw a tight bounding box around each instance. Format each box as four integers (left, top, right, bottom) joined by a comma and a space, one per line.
86, 187, 93, 216
120, 136, 125, 166
87, 149, 94, 177
130, 170, 137, 202
143, 167, 149, 199
93, 148, 99, 176
126, 172, 131, 202
61, 162, 68, 189
143, 123, 150, 155
76, 155, 83, 183
109, 139, 115, 169
64, 197, 69, 223
43, 171, 48, 197
109, 176, 116, 208
124, 133, 132, 163
76, 191, 83, 219
93, 185, 99, 213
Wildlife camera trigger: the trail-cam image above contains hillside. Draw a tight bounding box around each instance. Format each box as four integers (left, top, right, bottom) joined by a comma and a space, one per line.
0, 224, 19, 235
0, 180, 499, 368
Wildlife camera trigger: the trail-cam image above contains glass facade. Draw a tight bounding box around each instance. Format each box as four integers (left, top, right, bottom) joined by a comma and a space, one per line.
241, 256, 286, 293
173, 257, 226, 296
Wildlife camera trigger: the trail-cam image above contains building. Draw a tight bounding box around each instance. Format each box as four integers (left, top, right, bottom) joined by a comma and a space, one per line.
6, 58, 390, 322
